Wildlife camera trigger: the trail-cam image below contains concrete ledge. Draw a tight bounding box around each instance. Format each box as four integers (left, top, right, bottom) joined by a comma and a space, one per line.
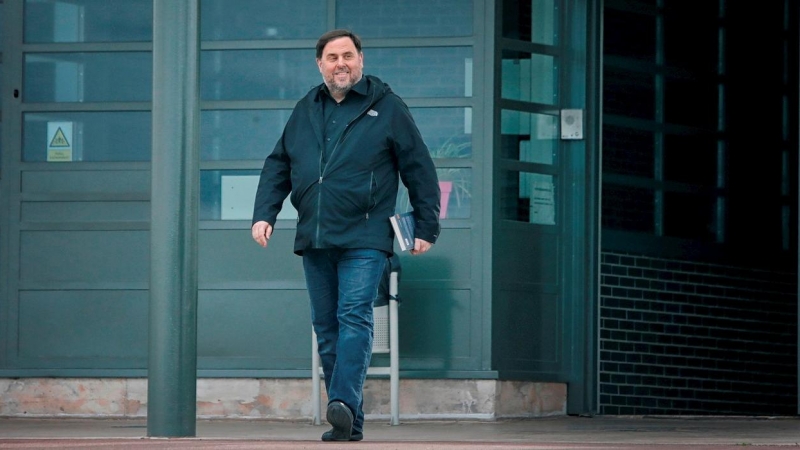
0, 378, 566, 420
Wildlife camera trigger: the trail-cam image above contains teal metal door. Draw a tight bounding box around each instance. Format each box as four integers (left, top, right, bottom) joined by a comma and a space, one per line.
492, 0, 600, 415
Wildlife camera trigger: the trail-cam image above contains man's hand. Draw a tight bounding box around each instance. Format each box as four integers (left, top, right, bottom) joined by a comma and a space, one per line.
251, 221, 273, 248
410, 238, 433, 256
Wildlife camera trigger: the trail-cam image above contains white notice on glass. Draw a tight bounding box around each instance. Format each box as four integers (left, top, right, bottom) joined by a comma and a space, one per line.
530, 173, 555, 225
221, 175, 297, 221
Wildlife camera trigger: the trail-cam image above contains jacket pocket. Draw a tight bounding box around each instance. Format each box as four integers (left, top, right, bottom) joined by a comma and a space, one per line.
366, 172, 377, 213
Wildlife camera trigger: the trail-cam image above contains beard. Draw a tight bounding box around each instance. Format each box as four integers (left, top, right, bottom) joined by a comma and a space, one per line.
323, 71, 361, 97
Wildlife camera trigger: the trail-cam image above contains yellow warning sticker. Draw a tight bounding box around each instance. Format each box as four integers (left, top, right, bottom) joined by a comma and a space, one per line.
49, 127, 71, 148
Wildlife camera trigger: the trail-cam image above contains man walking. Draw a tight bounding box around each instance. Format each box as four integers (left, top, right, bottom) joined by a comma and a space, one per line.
251, 29, 440, 441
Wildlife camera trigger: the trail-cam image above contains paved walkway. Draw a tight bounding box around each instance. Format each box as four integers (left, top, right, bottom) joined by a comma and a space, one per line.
0, 416, 799, 449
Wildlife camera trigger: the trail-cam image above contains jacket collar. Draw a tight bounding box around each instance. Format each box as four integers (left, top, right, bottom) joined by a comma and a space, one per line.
317, 75, 369, 101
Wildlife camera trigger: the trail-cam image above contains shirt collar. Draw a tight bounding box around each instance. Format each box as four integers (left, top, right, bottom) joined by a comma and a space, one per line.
350, 76, 368, 95
320, 75, 368, 100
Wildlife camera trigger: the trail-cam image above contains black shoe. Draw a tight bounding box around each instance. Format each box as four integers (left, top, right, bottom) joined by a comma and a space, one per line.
323, 401, 353, 441
322, 428, 363, 441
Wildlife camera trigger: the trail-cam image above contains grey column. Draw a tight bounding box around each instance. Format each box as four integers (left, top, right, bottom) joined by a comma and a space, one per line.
148, 0, 200, 437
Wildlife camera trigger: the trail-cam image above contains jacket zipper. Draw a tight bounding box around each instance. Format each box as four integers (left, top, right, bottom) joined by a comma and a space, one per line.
366, 172, 375, 221
315, 93, 377, 244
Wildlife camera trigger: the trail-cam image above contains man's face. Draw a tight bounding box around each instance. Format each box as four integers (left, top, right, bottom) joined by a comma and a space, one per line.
317, 36, 363, 98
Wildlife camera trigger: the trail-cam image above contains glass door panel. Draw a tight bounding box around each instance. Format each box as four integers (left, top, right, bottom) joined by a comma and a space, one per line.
502, 0, 557, 45
501, 49, 557, 104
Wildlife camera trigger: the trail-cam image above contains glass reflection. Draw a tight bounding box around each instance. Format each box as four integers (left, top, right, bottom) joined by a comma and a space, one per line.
200, 108, 472, 162
25, 52, 151, 103
202, 47, 473, 101
412, 108, 472, 159
500, 170, 556, 224
201, 50, 320, 101
437, 168, 472, 219
502, 0, 557, 45
396, 168, 471, 219
337, 0, 472, 38
201, 0, 325, 41
201, 110, 293, 160
367, 48, 473, 98
501, 49, 557, 104
24, 0, 152, 43
500, 110, 557, 165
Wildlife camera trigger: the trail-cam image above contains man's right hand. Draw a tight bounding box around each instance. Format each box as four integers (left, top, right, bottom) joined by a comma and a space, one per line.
251, 221, 273, 248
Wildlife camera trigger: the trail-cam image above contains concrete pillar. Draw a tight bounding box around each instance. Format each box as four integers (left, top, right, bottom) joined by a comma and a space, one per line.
148, 0, 200, 437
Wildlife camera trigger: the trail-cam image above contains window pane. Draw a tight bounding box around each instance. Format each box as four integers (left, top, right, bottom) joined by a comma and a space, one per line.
664, 192, 715, 240
203, 170, 256, 221
201, 50, 319, 101
25, 52, 152, 103
203, 170, 252, 221
201, 170, 298, 221
601, 185, 654, 233
201, 110, 293, 161
437, 168, 471, 219
203, 48, 473, 100
665, 77, 717, 129
603, 126, 654, 177
337, 0, 472, 38
201, 0, 325, 41
412, 108, 472, 159
24, 112, 151, 162
500, 170, 556, 224
603, 67, 654, 120
501, 50, 557, 104
664, 2, 718, 73
396, 168, 471, 220
604, 8, 656, 62
24, 0, 152, 43
500, 110, 557, 165
368, 48, 473, 98
664, 134, 718, 185
202, 108, 473, 162
502, 0, 557, 45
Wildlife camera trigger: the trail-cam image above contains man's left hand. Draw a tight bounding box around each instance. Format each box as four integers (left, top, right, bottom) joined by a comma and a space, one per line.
410, 238, 433, 256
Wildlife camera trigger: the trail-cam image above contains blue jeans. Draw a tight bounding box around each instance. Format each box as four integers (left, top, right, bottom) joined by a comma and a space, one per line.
303, 248, 388, 433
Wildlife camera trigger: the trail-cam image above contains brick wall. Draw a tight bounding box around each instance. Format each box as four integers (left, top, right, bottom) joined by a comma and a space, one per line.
599, 252, 797, 415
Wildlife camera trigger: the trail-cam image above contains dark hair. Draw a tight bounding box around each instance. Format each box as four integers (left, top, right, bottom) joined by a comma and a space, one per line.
316, 29, 362, 59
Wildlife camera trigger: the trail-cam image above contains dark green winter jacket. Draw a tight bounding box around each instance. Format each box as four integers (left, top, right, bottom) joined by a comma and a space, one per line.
252, 75, 440, 255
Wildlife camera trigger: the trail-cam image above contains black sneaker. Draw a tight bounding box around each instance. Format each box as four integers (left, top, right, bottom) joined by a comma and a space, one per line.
322, 428, 363, 441
323, 401, 353, 441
